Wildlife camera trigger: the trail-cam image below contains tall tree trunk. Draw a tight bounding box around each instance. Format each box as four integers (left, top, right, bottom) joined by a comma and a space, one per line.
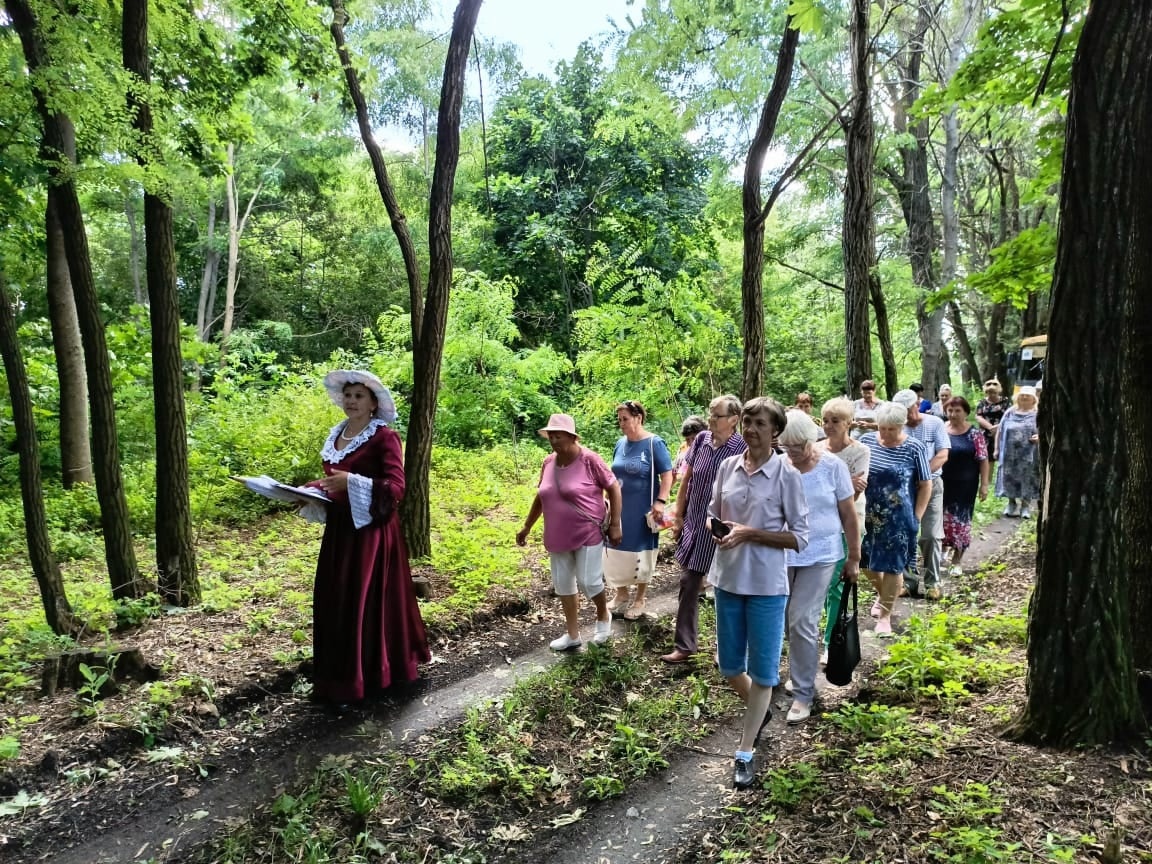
125, 189, 145, 305
7, 0, 144, 599
330, 0, 425, 354
221, 143, 239, 345
869, 273, 898, 398
947, 301, 980, 387
739, 16, 800, 401
45, 195, 93, 487
0, 273, 79, 636
983, 300, 1008, 382
842, 0, 875, 392
1011, 0, 1152, 746
402, 0, 482, 559
123, 0, 199, 605
196, 198, 219, 341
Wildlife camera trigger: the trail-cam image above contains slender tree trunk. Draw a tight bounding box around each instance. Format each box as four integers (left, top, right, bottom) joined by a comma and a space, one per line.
842, 0, 875, 392
7, 0, 144, 599
869, 274, 898, 398
196, 198, 219, 341
402, 0, 482, 559
0, 273, 80, 636
947, 301, 980, 387
984, 300, 1008, 382
123, 0, 198, 605
221, 143, 239, 345
45, 195, 92, 487
125, 189, 145, 305
330, 0, 425, 353
739, 16, 799, 401
1011, 0, 1152, 746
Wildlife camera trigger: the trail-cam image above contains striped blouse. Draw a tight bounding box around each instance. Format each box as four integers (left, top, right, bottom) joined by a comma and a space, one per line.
674, 430, 747, 573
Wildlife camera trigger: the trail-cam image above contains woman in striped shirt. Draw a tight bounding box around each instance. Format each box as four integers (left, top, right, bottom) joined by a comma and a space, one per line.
664, 395, 747, 663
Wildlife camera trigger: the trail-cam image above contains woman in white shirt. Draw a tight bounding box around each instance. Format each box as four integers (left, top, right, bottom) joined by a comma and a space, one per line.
778, 411, 861, 724
708, 397, 809, 789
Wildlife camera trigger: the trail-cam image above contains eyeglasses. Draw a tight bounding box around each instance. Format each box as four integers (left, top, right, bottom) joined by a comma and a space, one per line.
861, 387, 875, 392
707, 412, 735, 421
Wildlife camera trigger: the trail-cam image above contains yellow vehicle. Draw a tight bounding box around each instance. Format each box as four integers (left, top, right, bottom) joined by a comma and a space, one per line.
1007, 335, 1046, 395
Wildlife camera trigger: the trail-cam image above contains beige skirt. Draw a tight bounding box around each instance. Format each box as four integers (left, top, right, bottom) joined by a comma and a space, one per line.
603, 547, 658, 588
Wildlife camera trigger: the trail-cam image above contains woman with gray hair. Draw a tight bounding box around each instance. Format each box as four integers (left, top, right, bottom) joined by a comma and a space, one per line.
708, 397, 808, 787
778, 410, 860, 722
858, 402, 932, 636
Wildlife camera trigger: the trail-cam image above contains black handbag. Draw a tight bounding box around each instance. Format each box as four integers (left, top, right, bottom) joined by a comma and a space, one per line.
824, 582, 861, 686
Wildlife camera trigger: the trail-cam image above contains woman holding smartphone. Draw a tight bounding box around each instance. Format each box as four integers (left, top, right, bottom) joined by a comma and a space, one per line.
707, 397, 809, 790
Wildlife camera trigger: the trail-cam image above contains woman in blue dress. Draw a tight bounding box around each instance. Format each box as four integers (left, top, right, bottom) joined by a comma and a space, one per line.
859, 402, 932, 637
605, 400, 673, 619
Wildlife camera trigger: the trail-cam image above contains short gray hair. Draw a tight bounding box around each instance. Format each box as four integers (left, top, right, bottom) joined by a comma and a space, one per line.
680, 415, 707, 437
778, 410, 820, 445
710, 394, 743, 419
891, 389, 918, 409
875, 402, 909, 426
742, 396, 787, 435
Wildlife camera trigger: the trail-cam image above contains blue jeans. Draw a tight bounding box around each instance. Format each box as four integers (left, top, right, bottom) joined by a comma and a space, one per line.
715, 588, 788, 688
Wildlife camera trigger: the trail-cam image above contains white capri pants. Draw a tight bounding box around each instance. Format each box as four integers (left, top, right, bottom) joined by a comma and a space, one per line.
550, 543, 606, 598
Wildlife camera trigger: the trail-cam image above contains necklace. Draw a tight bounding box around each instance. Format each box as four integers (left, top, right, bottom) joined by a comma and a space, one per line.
340, 423, 368, 442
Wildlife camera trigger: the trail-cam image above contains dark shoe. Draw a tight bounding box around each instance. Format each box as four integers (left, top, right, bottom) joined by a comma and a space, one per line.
733, 757, 756, 790
661, 650, 693, 664
753, 709, 773, 749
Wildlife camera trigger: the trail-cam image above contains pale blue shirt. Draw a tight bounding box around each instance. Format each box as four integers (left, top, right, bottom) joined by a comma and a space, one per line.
905, 415, 951, 478
706, 453, 809, 596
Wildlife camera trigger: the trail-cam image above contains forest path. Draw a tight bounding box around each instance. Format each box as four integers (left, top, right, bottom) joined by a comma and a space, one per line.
10, 517, 1020, 864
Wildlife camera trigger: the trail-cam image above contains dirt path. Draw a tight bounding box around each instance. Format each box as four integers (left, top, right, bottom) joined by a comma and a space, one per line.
3, 519, 1021, 864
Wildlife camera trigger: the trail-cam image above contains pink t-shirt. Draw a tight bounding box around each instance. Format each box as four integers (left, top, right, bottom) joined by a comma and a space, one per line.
538, 448, 618, 552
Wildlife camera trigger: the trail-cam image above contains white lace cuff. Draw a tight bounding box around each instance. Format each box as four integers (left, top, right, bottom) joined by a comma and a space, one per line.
299, 502, 327, 524
347, 473, 374, 529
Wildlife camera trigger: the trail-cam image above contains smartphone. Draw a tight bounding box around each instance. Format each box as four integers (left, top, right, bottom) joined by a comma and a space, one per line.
710, 517, 731, 539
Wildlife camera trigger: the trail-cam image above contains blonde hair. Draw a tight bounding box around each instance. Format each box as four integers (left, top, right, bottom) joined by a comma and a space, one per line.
821, 397, 856, 423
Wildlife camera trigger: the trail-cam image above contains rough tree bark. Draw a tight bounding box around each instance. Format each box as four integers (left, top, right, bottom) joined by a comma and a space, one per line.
739, 16, 799, 402
7, 0, 144, 599
0, 273, 79, 636
401, 0, 482, 559
868, 274, 898, 398
45, 195, 92, 487
123, 0, 199, 605
330, 0, 425, 353
1011, 0, 1152, 745
841, 0, 875, 392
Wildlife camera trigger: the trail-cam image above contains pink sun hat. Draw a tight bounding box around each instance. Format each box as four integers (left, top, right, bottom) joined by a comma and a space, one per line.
538, 414, 580, 439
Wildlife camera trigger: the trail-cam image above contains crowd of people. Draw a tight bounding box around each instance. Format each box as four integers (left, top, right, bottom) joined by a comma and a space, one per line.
301, 368, 1038, 791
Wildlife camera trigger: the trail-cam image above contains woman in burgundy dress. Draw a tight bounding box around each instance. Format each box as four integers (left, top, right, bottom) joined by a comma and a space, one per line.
306, 370, 430, 705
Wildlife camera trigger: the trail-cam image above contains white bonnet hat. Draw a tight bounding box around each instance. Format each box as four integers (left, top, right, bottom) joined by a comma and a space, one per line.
322, 369, 398, 424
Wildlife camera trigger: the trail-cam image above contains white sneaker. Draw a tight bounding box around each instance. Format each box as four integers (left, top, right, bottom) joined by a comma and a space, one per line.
591, 619, 613, 645
786, 701, 811, 724
549, 633, 582, 651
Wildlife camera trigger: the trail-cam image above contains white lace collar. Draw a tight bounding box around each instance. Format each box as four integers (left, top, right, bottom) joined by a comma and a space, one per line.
321, 418, 387, 464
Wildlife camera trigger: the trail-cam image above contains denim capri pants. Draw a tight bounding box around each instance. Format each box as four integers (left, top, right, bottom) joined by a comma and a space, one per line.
715, 588, 788, 687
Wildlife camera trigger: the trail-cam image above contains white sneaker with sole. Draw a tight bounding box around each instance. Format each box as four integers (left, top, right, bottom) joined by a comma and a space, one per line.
787, 701, 812, 724
591, 619, 613, 645
549, 633, 582, 651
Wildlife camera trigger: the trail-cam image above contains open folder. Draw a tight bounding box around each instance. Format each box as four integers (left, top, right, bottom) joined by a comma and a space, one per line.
230, 475, 331, 506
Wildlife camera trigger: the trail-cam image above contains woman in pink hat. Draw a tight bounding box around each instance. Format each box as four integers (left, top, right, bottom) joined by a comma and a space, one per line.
304, 370, 430, 707
516, 414, 623, 650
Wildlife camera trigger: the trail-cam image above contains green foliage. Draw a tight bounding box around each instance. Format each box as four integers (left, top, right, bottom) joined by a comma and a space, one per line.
878, 612, 1023, 704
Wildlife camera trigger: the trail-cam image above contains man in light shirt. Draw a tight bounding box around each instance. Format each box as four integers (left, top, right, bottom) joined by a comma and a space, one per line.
891, 390, 950, 600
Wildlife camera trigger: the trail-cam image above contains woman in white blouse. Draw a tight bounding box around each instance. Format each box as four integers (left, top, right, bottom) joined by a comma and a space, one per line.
708, 397, 809, 789
778, 411, 861, 724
